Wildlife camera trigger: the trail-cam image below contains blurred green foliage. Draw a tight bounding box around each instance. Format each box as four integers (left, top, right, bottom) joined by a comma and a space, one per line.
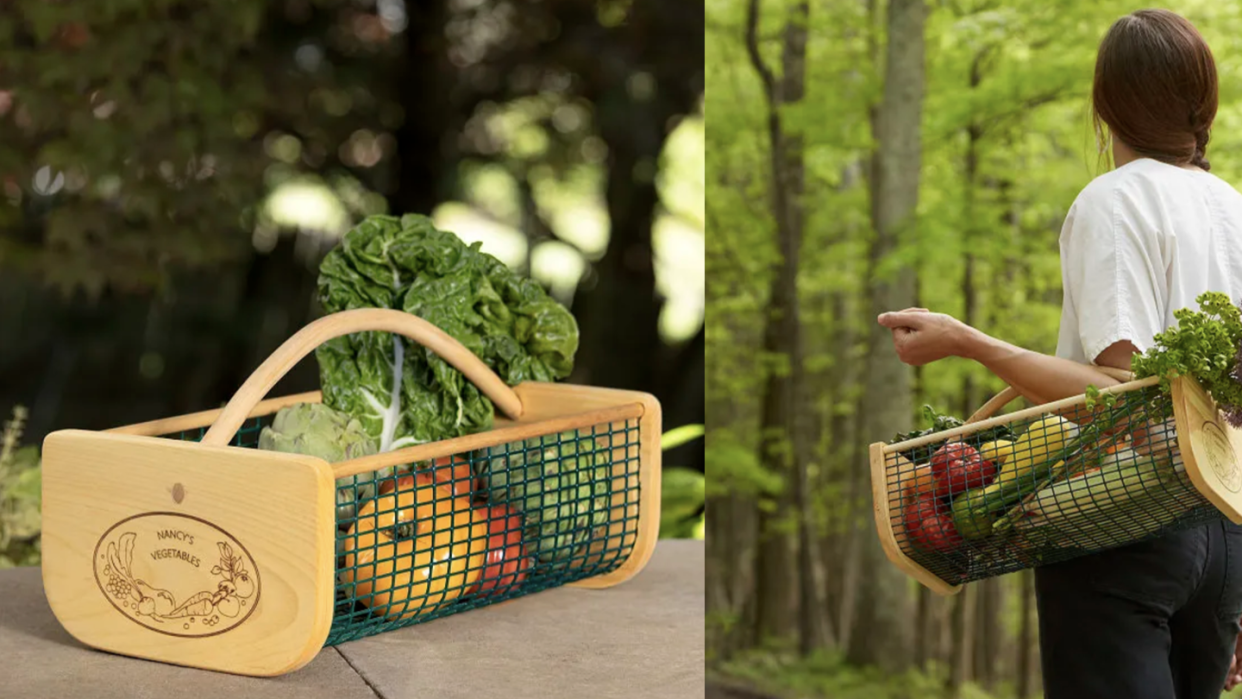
0, 407, 40, 568
660, 425, 705, 539
0, 1, 272, 293
707, 0, 1242, 691
708, 0, 1242, 440
717, 650, 1006, 699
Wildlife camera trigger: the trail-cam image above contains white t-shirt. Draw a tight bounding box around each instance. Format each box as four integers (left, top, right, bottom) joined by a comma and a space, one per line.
1055, 157, 1242, 364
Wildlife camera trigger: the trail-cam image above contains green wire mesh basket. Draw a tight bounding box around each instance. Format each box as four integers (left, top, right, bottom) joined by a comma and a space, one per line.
41, 310, 662, 676
164, 414, 644, 645
871, 369, 1242, 594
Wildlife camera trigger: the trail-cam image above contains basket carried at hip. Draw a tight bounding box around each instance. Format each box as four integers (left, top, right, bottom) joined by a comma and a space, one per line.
871, 367, 1242, 595
40, 309, 661, 676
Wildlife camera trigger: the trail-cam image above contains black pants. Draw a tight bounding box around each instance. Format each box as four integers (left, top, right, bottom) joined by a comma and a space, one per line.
1036, 520, 1242, 699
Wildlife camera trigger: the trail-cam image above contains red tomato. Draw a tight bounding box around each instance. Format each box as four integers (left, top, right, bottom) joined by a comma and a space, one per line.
466, 504, 529, 597
905, 493, 963, 553
932, 455, 997, 500
929, 443, 980, 480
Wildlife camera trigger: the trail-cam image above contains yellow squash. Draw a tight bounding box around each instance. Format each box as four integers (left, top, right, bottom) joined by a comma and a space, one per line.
998, 416, 1077, 486
950, 417, 1079, 540
978, 440, 1015, 467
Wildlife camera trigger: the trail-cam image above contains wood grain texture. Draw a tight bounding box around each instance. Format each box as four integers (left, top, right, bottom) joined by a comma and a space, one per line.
200, 309, 523, 446
41, 430, 336, 676
1172, 376, 1242, 524
107, 391, 323, 438
92, 382, 660, 602
95, 382, 660, 651
329, 401, 645, 479
869, 443, 960, 596
966, 387, 1022, 424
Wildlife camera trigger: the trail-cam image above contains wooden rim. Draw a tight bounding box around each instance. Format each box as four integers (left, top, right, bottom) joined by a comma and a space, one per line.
329, 402, 646, 479
1172, 375, 1242, 524
965, 366, 1136, 424
869, 443, 961, 596
107, 391, 323, 438
200, 309, 523, 446
886, 375, 1159, 454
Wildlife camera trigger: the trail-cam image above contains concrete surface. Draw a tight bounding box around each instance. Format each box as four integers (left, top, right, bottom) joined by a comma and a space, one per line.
0, 540, 704, 699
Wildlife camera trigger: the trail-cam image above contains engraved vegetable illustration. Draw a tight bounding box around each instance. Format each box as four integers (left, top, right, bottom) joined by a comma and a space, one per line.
99, 532, 256, 625
103, 533, 177, 620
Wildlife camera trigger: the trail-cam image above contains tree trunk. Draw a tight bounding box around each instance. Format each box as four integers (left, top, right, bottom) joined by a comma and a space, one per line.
837, 387, 866, 656
745, 0, 810, 648
781, 2, 816, 658
849, 0, 925, 670
1018, 570, 1035, 699
974, 578, 1002, 688
391, 0, 452, 216
960, 91, 982, 417
914, 586, 930, 669
822, 161, 863, 652
912, 275, 930, 670
948, 584, 975, 694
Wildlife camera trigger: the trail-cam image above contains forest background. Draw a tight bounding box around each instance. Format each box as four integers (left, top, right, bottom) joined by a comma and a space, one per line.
705, 0, 1242, 697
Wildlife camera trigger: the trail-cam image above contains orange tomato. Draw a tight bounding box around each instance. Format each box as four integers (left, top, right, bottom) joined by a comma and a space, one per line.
379, 457, 481, 501
908, 463, 940, 500
426, 455, 481, 500
343, 472, 488, 619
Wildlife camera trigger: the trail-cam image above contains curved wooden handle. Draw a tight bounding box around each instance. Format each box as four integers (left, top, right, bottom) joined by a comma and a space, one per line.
201, 309, 524, 446
965, 366, 1136, 424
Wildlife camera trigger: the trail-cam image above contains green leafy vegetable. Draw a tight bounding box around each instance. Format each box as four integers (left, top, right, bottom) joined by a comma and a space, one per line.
1131, 291, 1242, 424
315, 214, 579, 450
476, 432, 612, 566
1082, 384, 1118, 411
888, 404, 1018, 448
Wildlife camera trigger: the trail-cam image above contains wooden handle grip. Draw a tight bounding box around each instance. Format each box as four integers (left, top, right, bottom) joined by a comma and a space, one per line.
201, 309, 523, 446
965, 366, 1136, 424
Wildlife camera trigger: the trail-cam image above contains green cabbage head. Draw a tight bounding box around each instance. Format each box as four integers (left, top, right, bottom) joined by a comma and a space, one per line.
477, 431, 612, 566
258, 403, 394, 523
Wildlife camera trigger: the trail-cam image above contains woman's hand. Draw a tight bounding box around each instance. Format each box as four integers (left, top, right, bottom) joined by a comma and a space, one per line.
875, 307, 1127, 408
1226, 625, 1242, 691
877, 308, 977, 365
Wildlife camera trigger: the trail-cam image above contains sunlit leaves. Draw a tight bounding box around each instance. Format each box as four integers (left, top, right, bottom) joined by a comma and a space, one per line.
708, 0, 1242, 519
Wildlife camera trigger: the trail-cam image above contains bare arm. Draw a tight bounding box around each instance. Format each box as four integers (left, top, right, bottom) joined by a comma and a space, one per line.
960, 327, 1138, 405
879, 309, 1139, 406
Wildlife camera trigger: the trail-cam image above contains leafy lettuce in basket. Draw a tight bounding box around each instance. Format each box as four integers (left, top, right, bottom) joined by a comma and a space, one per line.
315, 214, 579, 450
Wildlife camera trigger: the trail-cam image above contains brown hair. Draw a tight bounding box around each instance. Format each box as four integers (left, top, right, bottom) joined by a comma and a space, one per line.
1093, 9, 1218, 171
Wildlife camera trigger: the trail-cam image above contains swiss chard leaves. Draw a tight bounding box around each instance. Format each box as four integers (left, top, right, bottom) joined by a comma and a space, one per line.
315, 214, 579, 450
889, 404, 1018, 449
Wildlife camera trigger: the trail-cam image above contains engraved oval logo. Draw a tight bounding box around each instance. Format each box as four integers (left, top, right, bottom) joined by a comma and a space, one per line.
92, 512, 261, 637
1202, 421, 1242, 494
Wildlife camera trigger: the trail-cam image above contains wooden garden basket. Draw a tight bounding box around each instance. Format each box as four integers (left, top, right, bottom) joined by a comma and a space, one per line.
40, 309, 661, 676
871, 366, 1242, 595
